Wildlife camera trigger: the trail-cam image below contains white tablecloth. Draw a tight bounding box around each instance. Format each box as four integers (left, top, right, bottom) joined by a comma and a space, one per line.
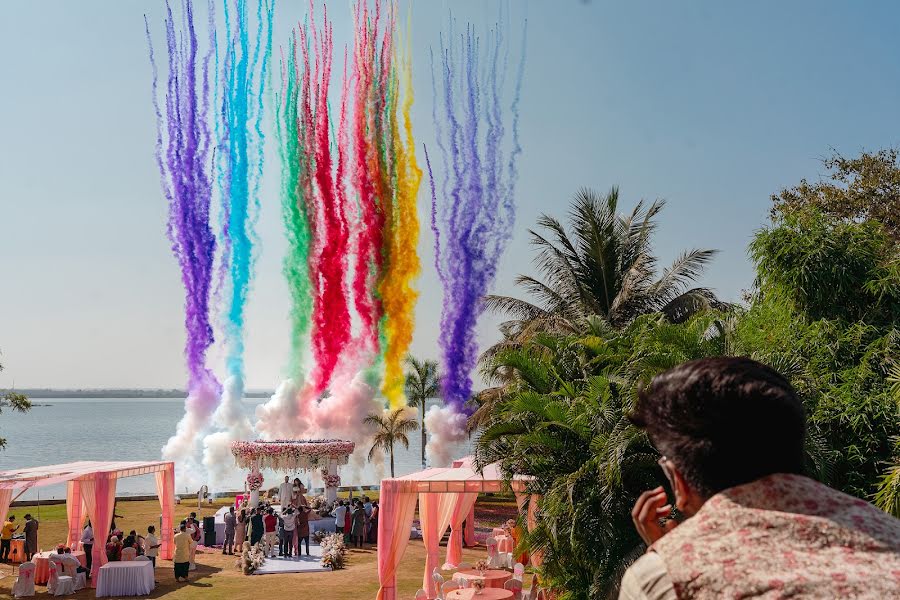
96, 560, 155, 597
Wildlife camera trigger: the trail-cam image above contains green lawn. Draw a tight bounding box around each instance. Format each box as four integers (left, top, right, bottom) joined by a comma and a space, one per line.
0, 495, 518, 599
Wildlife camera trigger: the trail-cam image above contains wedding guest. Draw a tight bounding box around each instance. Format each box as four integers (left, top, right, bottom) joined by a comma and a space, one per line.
173, 523, 191, 582
263, 508, 278, 555
144, 525, 160, 568
81, 520, 94, 572
235, 508, 247, 548
187, 512, 201, 570
109, 503, 123, 533
223, 506, 236, 555
292, 478, 303, 505
367, 502, 379, 544
106, 535, 122, 561
333, 500, 347, 536
249, 509, 264, 547
621, 357, 900, 599
344, 501, 352, 543
1, 515, 17, 562
363, 496, 373, 518
350, 500, 366, 548
278, 476, 293, 507
23, 514, 38, 561
280, 507, 295, 557
296, 502, 311, 556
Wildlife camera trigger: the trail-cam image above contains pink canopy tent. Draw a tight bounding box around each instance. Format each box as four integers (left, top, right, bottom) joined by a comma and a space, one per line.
0, 460, 175, 586
376, 457, 538, 600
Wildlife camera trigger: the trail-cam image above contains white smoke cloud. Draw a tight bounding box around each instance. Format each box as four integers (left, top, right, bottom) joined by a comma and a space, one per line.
202, 375, 255, 492
424, 404, 468, 467
162, 380, 219, 492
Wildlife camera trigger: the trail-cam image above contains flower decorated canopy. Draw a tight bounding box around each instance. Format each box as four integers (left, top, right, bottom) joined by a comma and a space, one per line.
231, 439, 356, 472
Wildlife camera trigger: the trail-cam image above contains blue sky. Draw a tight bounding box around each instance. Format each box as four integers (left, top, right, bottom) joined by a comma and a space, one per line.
2, 1, 899, 389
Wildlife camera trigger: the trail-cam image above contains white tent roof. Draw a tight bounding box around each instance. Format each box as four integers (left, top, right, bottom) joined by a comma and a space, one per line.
0, 461, 172, 491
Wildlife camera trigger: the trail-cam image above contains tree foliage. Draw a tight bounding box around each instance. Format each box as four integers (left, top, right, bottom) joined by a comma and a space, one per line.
0, 355, 30, 450
404, 356, 440, 467
364, 408, 419, 478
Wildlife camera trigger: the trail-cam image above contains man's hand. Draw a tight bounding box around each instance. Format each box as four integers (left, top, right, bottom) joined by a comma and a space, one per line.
631, 487, 677, 546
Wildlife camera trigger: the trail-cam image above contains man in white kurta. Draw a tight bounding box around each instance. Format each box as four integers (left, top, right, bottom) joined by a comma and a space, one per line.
278, 476, 293, 507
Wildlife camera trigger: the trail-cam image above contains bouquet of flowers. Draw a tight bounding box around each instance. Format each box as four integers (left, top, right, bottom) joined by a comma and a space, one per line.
237, 541, 266, 575
246, 471, 264, 491
472, 579, 486, 594
474, 559, 490, 574
320, 532, 348, 570
323, 472, 341, 488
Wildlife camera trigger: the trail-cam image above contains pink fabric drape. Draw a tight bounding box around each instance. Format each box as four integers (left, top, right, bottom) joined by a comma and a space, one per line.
464, 504, 476, 546
0, 489, 12, 534
154, 464, 175, 559
66, 480, 84, 549
80, 473, 117, 586
376, 480, 419, 600
514, 492, 543, 567
419, 492, 457, 598
443, 492, 478, 570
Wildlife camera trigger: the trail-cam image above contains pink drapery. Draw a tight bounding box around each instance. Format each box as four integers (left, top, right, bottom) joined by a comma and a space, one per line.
66, 480, 84, 548
0, 489, 12, 534
443, 492, 478, 570
154, 465, 175, 559
420, 492, 458, 597
514, 492, 543, 567
376, 480, 419, 600
464, 504, 476, 546
80, 473, 117, 586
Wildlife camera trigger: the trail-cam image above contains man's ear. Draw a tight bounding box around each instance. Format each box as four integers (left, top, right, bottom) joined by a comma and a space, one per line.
671, 466, 706, 516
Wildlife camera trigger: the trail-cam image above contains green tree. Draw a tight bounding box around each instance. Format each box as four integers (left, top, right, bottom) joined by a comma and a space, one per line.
483, 187, 722, 359
403, 356, 440, 467
771, 149, 900, 243
0, 356, 30, 450
364, 408, 419, 478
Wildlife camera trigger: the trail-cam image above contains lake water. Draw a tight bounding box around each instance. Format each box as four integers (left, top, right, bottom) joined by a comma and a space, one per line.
0, 398, 472, 500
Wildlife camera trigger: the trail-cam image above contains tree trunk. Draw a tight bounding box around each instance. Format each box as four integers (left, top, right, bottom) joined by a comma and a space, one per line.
390, 446, 395, 478
421, 404, 427, 467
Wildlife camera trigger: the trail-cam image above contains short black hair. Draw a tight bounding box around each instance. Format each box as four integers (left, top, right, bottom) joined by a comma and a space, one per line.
630, 356, 806, 498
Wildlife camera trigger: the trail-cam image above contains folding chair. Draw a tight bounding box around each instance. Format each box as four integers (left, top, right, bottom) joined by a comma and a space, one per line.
12, 561, 35, 598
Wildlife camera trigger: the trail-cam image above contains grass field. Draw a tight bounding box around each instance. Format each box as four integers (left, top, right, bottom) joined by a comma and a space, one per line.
0, 494, 518, 599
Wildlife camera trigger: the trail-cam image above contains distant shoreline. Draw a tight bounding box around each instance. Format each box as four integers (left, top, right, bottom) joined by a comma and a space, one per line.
0, 389, 274, 399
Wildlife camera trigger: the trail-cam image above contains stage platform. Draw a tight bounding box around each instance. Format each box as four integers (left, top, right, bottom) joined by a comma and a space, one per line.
252, 545, 329, 575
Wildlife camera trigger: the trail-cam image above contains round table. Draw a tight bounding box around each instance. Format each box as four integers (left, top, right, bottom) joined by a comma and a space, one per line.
447, 589, 513, 600
455, 569, 512, 589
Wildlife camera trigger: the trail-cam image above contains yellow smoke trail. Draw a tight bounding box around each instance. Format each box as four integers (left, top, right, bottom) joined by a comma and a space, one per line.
380, 16, 422, 409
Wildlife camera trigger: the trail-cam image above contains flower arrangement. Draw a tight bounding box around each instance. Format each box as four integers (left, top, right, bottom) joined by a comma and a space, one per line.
237, 541, 266, 575
320, 532, 347, 570
231, 439, 356, 471
246, 471, 264, 491
472, 579, 486, 594
321, 468, 341, 488
474, 559, 490, 574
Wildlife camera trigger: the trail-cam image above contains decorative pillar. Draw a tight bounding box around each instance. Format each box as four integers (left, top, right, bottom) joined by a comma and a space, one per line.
248, 461, 262, 506
323, 457, 339, 504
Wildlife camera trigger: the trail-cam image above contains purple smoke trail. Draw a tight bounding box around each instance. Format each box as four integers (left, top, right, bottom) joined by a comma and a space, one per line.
424, 144, 445, 290
432, 19, 526, 413
147, 0, 220, 477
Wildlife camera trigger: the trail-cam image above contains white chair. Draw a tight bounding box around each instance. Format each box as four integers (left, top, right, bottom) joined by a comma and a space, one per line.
456, 561, 471, 570
526, 574, 540, 600
451, 572, 469, 588
47, 560, 75, 596
61, 557, 86, 591
513, 562, 525, 581
485, 536, 499, 568
432, 567, 445, 588
135, 555, 151, 562
503, 552, 514, 569
121, 547, 137, 561
505, 578, 524, 600
441, 580, 460, 599
12, 561, 36, 598
414, 589, 428, 600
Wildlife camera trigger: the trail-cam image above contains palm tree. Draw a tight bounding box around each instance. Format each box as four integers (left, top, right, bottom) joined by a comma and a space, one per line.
483, 187, 723, 354
404, 357, 441, 467
364, 408, 419, 478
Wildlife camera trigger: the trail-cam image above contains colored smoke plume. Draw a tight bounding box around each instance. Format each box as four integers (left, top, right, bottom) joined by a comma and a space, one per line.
424, 404, 468, 468
203, 375, 255, 490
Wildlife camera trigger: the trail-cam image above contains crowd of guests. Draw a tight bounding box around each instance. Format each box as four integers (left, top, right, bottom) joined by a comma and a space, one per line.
332, 495, 378, 548
228, 477, 315, 558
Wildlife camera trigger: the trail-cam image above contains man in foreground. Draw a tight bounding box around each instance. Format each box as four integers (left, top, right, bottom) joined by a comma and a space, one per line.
1, 515, 17, 562
173, 523, 190, 583
621, 357, 900, 599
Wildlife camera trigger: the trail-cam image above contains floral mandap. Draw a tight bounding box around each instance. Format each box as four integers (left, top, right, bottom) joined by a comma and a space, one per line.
231, 439, 356, 472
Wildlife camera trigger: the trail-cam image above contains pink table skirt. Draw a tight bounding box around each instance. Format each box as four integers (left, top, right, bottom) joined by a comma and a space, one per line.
455, 569, 512, 589
447, 589, 513, 600
8, 539, 26, 563
31, 551, 86, 584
